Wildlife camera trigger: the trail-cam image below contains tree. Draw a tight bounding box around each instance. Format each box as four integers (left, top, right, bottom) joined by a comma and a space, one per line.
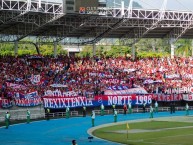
175, 39, 192, 57
105, 45, 131, 58
135, 39, 165, 52
38, 44, 67, 56
78, 45, 93, 57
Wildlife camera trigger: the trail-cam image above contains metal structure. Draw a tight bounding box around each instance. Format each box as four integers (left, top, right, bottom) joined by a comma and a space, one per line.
0, 0, 193, 46
0, 0, 63, 42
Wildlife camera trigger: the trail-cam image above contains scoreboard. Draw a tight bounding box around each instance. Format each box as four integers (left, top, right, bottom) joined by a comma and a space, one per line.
75, 0, 99, 11
65, 0, 107, 14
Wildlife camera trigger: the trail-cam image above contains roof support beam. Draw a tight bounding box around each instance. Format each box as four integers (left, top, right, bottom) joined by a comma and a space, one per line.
117, 0, 168, 45
71, 0, 134, 45
34, 16, 93, 44
15, 13, 65, 41
163, 22, 193, 44
131, 0, 167, 44
172, 20, 193, 42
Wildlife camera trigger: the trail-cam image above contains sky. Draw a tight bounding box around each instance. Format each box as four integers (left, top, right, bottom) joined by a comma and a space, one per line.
104, 0, 193, 11
33, 0, 193, 12
136, 0, 193, 11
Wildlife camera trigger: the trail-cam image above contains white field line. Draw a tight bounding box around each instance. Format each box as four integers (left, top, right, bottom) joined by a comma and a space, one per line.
128, 133, 193, 145
142, 141, 182, 145
143, 133, 193, 141
122, 126, 193, 134
127, 139, 181, 145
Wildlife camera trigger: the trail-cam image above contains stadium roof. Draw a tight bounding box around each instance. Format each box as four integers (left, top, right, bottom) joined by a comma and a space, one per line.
1, 0, 193, 45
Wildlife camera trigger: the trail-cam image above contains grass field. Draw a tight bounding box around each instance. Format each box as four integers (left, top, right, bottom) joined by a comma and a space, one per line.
93, 119, 193, 145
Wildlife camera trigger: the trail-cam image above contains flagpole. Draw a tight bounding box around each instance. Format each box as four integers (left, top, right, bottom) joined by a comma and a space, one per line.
127, 129, 128, 139
126, 123, 129, 139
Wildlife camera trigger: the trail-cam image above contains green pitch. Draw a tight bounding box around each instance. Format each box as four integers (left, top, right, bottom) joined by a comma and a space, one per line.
93, 121, 193, 145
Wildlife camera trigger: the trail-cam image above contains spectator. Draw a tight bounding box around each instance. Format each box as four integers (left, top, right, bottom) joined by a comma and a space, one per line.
72, 140, 77, 145
123, 104, 127, 115
100, 104, 105, 116
114, 109, 117, 122
91, 110, 95, 127
82, 106, 86, 117
185, 103, 189, 116
26, 110, 30, 124
5, 111, 10, 129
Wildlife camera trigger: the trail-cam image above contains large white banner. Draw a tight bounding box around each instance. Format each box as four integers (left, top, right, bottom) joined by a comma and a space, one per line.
104, 87, 148, 95
165, 87, 193, 94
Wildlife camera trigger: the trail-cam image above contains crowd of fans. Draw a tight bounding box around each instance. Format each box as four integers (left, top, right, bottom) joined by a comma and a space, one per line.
1, 55, 193, 99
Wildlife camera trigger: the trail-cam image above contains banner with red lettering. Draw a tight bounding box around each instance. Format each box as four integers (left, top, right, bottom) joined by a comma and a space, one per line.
155, 94, 182, 101
101, 79, 120, 84
14, 91, 42, 107
1, 98, 13, 108
44, 89, 78, 97
6, 82, 26, 90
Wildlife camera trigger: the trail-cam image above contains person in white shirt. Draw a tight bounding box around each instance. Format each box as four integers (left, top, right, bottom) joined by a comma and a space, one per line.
27, 110, 31, 124
66, 107, 70, 119
114, 109, 118, 122
128, 101, 132, 114
149, 105, 154, 118
91, 110, 95, 127
100, 104, 105, 116
155, 101, 158, 113
185, 103, 189, 116
5, 112, 10, 129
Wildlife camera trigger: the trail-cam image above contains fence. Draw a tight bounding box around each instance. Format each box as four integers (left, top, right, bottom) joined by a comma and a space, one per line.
0, 111, 79, 122
0, 106, 191, 122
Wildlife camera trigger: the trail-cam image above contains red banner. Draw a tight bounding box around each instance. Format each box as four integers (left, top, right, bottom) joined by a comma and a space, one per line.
156, 94, 182, 101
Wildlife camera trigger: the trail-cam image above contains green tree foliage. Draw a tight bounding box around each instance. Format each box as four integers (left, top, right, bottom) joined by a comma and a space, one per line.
136, 38, 169, 53
0, 43, 14, 56
175, 39, 192, 57
78, 45, 131, 58
0, 43, 67, 56
137, 51, 169, 58
78, 45, 93, 57
105, 45, 131, 58
18, 43, 37, 55
0, 38, 192, 58
135, 38, 170, 58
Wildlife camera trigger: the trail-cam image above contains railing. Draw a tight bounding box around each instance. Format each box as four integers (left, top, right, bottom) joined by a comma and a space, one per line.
0, 107, 191, 122
93, 106, 192, 115
0, 113, 45, 122
0, 110, 79, 122
48, 111, 78, 118
11, 114, 45, 120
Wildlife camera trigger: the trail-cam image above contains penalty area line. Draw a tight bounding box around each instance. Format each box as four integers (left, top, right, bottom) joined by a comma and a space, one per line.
141, 141, 182, 145
127, 139, 182, 145
128, 133, 193, 145
143, 133, 193, 140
